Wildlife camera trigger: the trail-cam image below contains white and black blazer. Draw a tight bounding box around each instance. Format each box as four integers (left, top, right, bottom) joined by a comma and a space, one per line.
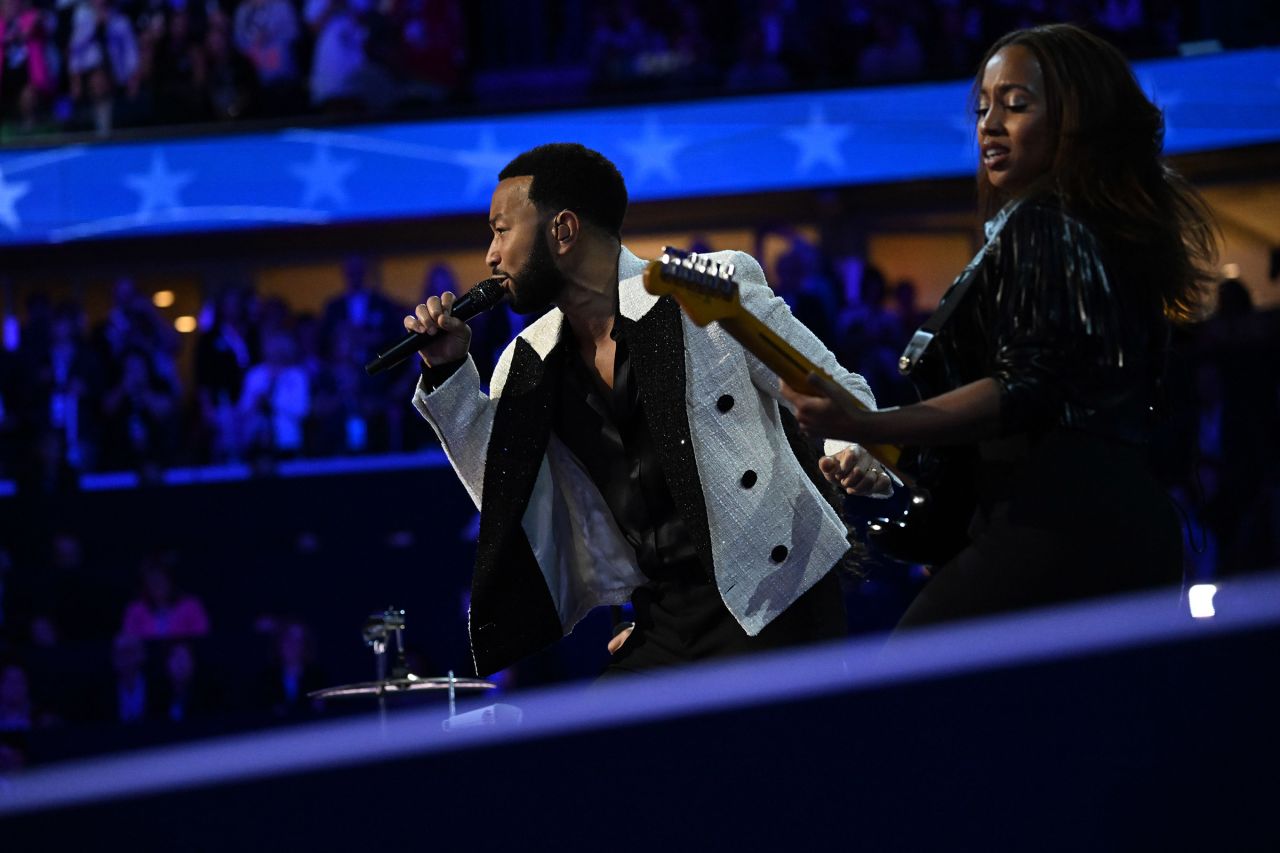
415, 247, 878, 675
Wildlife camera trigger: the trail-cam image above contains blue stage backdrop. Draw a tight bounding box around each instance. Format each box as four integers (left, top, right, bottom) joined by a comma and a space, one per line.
1, 48, 1278, 246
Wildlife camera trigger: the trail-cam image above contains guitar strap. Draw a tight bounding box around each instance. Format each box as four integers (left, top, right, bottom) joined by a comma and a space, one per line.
898, 200, 1022, 376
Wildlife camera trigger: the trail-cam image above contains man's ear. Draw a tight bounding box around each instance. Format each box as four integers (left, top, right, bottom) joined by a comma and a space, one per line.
550, 210, 580, 253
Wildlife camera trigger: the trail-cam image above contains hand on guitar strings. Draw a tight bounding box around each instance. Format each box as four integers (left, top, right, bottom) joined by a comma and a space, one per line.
779, 378, 871, 444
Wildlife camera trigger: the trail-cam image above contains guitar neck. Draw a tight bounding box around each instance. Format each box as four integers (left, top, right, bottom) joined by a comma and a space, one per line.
718, 311, 905, 475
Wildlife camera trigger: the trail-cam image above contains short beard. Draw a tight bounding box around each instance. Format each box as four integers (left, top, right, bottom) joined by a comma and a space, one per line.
508, 228, 569, 315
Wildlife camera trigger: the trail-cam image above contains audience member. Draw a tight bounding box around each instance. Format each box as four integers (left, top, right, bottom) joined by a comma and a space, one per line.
769, 235, 839, 344
293, 312, 324, 379
251, 618, 326, 718
97, 632, 153, 724
93, 276, 180, 385
238, 327, 311, 459
148, 1, 211, 125
0, 661, 36, 731
725, 21, 791, 92
21, 301, 100, 472
320, 256, 400, 355
121, 554, 211, 640
303, 0, 368, 111
16, 291, 53, 367
99, 346, 180, 472
0, 0, 58, 134
857, 9, 926, 84
67, 0, 145, 132
586, 0, 667, 91
387, 0, 464, 105
307, 321, 371, 455
0, 659, 59, 731
921, 0, 985, 81
0, 0, 1233, 138
204, 11, 258, 119
195, 284, 256, 462
834, 262, 912, 408
157, 640, 221, 722
232, 0, 301, 111
888, 279, 929, 340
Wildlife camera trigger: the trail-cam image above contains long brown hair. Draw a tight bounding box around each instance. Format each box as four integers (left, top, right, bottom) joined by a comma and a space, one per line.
973, 24, 1217, 322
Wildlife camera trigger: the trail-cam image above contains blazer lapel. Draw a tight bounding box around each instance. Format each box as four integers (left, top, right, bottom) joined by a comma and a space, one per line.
626, 296, 716, 579
470, 337, 564, 675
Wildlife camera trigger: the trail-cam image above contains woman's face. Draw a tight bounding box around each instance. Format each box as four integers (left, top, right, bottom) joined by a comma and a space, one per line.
977, 44, 1053, 196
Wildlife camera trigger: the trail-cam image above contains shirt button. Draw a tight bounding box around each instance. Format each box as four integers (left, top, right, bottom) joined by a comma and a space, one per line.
716, 394, 734, 413
740, 470, 757, 489
770, 545, 788, 563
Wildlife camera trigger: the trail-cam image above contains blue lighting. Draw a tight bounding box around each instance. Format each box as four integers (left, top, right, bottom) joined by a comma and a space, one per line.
1, 48, 1277, 247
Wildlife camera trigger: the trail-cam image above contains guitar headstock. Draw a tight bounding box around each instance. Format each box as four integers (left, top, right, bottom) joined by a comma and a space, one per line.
642, 247, 741, 327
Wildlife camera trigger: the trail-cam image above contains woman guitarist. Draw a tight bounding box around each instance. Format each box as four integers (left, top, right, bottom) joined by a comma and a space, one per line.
783, 23, 1218, 628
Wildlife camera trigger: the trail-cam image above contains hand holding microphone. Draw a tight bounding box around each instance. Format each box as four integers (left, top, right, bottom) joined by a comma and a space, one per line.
408, 291, 472, 366
365, 277, 506, 375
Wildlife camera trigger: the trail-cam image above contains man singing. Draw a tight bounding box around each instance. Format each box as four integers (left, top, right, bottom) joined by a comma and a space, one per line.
407, 143, 889, 677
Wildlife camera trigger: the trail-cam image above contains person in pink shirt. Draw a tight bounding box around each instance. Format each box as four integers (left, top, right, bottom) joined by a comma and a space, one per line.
121, 554, 210, 640
0, 0, 55, 126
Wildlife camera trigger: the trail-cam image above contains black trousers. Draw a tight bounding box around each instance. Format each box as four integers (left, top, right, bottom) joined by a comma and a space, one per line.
897, 430, 1184, 631
599, 567, 847, 678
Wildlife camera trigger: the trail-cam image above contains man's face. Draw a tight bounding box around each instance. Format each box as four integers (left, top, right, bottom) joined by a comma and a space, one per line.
486, 177, 568, 315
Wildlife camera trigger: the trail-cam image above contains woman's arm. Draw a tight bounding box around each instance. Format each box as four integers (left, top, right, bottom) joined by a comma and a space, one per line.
781, 376, 1003, 447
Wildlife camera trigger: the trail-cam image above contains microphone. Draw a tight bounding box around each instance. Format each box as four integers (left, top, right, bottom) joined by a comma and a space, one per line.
364, 277, 508, 375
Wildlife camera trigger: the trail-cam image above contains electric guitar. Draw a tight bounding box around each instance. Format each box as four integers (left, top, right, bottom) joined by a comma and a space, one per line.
642, 246, 907, 481
642, 247, 972, 567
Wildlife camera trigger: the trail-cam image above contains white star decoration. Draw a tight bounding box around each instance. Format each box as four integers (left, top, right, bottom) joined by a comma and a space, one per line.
620, 115, 689, 185
124, 151, 194, 219
782, 105, 851, 174
0, 54, 1268, 249
457, 129, 518, 198
0, 168, 31, 231
290, 143, 357, 208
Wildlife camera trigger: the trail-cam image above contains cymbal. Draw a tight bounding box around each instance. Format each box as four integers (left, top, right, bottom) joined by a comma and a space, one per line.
308, 674, 496, 700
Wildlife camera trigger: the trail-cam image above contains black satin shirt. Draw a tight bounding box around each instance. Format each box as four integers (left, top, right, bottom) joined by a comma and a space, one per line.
916, 197, 1165, 446
552, 319, 704, 582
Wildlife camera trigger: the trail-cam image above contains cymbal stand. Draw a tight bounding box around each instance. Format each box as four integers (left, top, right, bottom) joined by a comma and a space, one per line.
362, 607, 406, 735
359, 608, 461, 731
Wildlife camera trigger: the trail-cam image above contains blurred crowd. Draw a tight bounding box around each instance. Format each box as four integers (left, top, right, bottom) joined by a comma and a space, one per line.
2, 0, 1277, 776
2, 233, 1278, 566
0, 256, 518, 488
0, 534, 336, 772
1, 232, 1278, 771
3, 0, 1270, 141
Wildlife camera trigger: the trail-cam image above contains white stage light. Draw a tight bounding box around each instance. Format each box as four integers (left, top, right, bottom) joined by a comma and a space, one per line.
1188, 584, 1217, 619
